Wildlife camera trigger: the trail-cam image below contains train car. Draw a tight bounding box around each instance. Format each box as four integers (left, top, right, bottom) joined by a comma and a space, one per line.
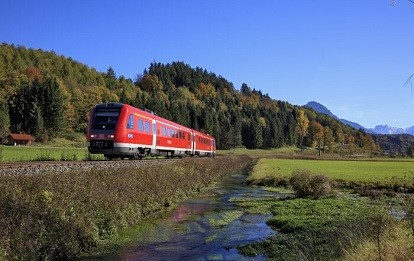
87, 102, 216, 159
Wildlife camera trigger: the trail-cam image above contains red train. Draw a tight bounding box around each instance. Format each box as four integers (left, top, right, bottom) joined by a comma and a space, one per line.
87, 103, 216, 159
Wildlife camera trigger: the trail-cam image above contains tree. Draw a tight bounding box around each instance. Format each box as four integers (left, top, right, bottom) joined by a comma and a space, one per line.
242, 116, 263, 149
138, 74, 163, 92
27, 101, 44, 140
240, 83, 252, 95
296, 109, 309, 152
323, 126, 335, 154
310, 121, 324, 156
40, 77, 65, 137
104, 66, 117, 90
25, 66, 43, 83
0, 100, 10, 140
362, 133, 378, 157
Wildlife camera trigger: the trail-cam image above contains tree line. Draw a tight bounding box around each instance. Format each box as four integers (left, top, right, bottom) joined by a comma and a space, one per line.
0, 43, 380, 155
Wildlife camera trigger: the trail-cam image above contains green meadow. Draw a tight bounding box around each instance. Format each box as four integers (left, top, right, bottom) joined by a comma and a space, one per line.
249, 158, 414, 188
0, 145, 103, 162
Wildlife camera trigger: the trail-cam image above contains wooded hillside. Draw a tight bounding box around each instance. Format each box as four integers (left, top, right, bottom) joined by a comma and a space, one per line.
0, 43, 379, 154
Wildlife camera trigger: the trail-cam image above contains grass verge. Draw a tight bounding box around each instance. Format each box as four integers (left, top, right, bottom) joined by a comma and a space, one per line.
0, 145, 102, 162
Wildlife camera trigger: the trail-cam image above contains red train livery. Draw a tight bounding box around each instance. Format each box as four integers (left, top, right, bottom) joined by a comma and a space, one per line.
87, 103, 216, 159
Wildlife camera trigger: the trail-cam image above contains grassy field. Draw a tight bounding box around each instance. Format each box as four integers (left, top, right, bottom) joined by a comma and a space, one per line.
0, 145, 104, 162
249, 158, 414, 188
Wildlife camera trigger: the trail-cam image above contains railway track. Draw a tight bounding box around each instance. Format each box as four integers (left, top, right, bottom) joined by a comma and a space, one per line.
0, 159, 176, 176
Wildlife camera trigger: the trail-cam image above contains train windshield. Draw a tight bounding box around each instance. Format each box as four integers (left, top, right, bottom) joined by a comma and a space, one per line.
92, 109, 120, 130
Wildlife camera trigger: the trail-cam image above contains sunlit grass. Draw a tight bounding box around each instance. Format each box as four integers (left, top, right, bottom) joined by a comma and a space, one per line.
0, 145, 93, 162
249, 158, 414, 188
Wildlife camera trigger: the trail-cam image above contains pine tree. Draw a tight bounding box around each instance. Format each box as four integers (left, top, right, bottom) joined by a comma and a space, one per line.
0, 100, 10, 139
27, 101, 44, 140
40, 77, 65, 137
104, 66, 117, 90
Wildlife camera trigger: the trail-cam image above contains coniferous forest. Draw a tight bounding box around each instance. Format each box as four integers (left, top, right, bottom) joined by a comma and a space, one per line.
0, 43, 381, 155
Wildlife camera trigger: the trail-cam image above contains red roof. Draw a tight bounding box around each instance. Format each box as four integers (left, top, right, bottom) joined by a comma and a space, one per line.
8, 134, 33, 141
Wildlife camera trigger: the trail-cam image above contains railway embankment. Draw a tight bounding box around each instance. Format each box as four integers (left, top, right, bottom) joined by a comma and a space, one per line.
0, 158, 175, 176
0, 155, 253, 260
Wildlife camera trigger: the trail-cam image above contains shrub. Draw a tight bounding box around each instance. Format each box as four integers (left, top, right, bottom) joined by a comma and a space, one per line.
289, 169, 331, 198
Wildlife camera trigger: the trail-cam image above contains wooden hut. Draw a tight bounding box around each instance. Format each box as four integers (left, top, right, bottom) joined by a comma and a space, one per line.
7, 134, 34, 146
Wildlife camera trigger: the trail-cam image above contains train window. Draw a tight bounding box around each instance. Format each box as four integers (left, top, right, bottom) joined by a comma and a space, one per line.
127, 114, 134, 129
138, 119, 144, 131
162, 127, 166, 136
145, 121, 150, 133
167, 128, 171, 137
153, 124, 156, 134
92, 109, 120, 130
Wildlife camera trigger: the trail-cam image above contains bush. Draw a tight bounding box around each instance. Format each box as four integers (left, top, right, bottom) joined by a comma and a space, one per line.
289, 169, 331, 198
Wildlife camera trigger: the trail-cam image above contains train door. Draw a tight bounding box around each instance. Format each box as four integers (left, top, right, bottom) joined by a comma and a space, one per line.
191, 132, 195, 155
151, 120, 157, 153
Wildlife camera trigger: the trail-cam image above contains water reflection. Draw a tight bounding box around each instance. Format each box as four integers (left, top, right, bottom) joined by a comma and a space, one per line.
109, 172, 282, 260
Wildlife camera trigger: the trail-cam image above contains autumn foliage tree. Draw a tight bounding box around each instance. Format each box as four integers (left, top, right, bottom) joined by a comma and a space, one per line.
310, 121, 324, 156
296, 109, 309, 151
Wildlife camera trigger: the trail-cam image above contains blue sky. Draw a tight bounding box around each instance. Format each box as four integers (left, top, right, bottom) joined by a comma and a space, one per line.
1, 0, 414, 128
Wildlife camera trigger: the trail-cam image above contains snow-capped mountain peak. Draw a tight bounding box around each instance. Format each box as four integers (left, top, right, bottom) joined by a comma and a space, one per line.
304, 101, 414, 135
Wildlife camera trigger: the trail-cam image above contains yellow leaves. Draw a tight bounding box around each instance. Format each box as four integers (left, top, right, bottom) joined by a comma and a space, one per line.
311, 120, 324, 144
195, 83, 217, 99
238, 93, 260, 108
296, 109, 309, 137
258, 117, 267, 128
139, 74, 163, 92
176, 87, 203, 107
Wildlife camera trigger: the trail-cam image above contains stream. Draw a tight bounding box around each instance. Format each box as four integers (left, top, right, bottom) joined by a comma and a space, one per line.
106, 171, 284, 260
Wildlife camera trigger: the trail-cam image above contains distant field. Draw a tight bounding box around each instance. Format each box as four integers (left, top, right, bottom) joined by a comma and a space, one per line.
217, 147, 299, 157
0, 145, 104, 162
250, 158, 414, 187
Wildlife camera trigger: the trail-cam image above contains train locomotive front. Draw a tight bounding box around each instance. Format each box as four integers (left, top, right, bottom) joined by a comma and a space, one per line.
87, 103, 131, 159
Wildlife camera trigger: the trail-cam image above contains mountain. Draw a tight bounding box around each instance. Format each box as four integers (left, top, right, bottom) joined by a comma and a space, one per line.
304, 101, 414, 135
304, 101, 338, 119
372, 125, 406, 135
304, 101, 371, 132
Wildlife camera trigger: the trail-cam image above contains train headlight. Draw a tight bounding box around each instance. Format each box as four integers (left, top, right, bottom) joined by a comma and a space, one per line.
108, 135, 114, 138
90, 134, 96, 138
